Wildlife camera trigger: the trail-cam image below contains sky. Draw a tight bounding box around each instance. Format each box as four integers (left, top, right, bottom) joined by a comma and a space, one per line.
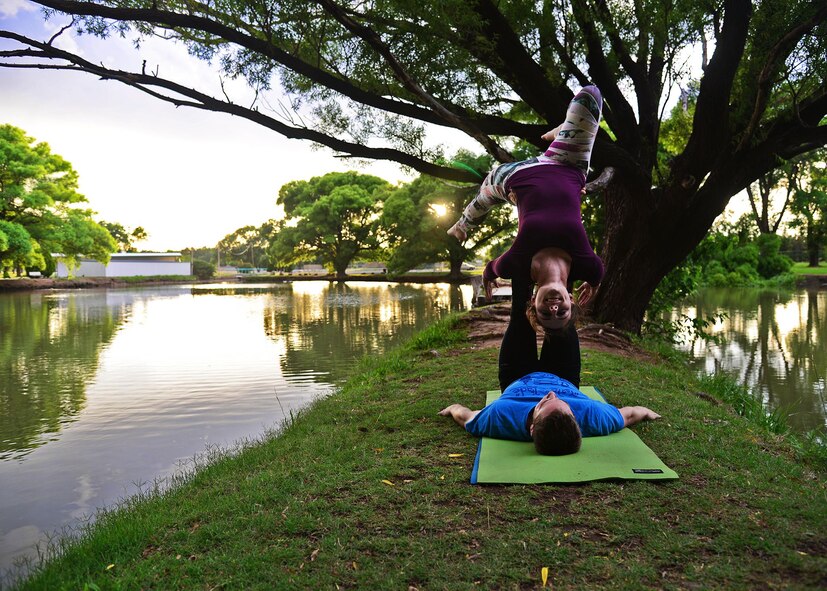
0, 0, 420, 251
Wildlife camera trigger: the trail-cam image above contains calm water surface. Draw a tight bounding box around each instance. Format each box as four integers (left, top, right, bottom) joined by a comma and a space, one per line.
666, 286, 827, 434
0, 281, 472, 578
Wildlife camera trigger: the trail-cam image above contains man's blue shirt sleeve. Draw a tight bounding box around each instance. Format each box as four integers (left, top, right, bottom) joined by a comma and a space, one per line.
568, 399, 624, 436
465, 399, 533, 442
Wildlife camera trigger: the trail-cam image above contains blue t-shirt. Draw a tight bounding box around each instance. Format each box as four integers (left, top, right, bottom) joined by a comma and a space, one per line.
464, 372, 624, 441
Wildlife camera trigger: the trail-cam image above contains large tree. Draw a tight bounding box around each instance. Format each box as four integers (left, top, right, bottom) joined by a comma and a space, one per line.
0, 124, 116, 275
270, 171, 390, 279
2, 1, 825, 331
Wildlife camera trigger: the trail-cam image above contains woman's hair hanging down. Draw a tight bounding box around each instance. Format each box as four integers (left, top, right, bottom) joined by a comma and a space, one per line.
526, 297, 582, 336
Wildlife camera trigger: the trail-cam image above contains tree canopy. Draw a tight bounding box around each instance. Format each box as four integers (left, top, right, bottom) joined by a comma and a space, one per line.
788, 150, 827, 266
0, 124, 116, 275
2, 0, 825, 330
100, 221, 148, 253
270, 171, 390, 279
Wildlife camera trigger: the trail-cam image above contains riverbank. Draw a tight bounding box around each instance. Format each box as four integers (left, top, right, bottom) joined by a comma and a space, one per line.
0, 272, 475, 292
8, 308, 827, 590
0, 276, 198, 291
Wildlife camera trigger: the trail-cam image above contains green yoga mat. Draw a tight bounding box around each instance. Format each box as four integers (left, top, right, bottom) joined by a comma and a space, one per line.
470, 386, 678, 484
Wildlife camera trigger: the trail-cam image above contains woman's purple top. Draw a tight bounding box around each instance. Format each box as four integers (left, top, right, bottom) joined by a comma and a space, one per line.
482, 164, 603, 288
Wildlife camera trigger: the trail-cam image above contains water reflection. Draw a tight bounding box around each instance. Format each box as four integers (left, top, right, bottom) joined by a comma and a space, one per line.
667, 287, 827, 433
261, 282, 469, 383
0, 290, 128, 460
0, 281, 471, 579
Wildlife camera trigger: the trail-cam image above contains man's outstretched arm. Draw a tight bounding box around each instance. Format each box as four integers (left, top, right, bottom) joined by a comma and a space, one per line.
619, 406, 661, 428
438, 404, 480, 428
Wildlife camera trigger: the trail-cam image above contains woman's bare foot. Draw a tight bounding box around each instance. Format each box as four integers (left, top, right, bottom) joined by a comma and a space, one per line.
447, 223, 467, 242
541, 124, 562, 142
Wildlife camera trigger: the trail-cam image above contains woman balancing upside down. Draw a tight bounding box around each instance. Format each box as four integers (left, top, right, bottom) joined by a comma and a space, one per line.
447, 85, 604, 391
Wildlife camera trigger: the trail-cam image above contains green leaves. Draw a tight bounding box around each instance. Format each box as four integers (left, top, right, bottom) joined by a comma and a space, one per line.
0, 124, 116, 274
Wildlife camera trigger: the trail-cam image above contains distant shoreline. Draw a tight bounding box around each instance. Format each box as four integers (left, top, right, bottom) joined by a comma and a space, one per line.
3, 272, 823, 294
0, 273, 477, 292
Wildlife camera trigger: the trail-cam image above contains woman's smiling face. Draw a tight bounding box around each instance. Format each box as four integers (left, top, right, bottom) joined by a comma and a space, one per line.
533, 284, 571, 330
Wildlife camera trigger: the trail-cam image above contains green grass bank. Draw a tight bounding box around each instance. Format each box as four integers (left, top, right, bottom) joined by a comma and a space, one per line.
9, 314, 827, 590
791, 261, 827, 276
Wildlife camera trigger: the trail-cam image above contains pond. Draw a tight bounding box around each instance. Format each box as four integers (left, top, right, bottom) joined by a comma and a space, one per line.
0, 281, 473, 579
665, 286, 827, 435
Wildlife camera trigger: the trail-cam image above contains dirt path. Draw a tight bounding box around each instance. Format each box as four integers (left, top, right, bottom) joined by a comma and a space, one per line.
459, 302, 652, 361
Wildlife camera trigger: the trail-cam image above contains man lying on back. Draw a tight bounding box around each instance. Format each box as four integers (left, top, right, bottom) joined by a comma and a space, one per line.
439, 372, 661, 455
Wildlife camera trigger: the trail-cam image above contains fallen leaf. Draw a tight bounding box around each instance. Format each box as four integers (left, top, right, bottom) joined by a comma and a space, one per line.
381, 479, 395, 486
541, 566, 549, 587
310, 549, 320, 561
439, 475, 445, 480
106, 564, 115, 571
448, 453, 464, 458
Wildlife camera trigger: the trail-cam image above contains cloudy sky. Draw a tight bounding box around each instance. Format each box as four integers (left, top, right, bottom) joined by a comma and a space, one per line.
0, 0, 420, 251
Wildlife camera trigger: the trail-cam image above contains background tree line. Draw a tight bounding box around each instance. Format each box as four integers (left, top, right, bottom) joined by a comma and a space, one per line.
200, 139, 825, 306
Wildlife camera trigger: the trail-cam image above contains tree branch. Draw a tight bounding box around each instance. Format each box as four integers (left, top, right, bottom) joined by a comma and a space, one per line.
317, 0, 513, 163
20, 0, 530, 142
570, 0, 640, 154
677, 0, 752, 180
736, 3, 827, 151
461, 0, 574, 124
584, 166, 616, 194
0, 31, 481, 182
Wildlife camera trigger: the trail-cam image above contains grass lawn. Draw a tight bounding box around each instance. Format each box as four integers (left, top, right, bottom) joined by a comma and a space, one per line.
9, 315, 827, 590
791, 261, 827, 275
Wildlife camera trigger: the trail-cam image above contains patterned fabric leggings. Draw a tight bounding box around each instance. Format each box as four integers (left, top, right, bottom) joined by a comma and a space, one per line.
453, 85, 603, 236
543, 85, 603, 175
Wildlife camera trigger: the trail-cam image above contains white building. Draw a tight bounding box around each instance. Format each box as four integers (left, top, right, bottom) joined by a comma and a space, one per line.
55, 253, 192, 278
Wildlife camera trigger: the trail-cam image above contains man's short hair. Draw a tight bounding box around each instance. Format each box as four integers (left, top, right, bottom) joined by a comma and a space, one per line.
532, 409, 582, 455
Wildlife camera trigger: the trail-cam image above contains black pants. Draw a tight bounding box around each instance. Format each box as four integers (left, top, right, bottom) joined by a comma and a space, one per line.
497, 279, 581, 391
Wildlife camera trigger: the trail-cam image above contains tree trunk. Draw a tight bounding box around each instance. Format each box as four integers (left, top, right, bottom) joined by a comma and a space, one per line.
592, 172, 722, 334
447, 258, 464, 281
807, 225, 820, 267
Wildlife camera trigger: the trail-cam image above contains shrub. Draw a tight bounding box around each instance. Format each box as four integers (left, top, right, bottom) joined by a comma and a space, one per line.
755, 233, 793, 278
192, 259, 215, 280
